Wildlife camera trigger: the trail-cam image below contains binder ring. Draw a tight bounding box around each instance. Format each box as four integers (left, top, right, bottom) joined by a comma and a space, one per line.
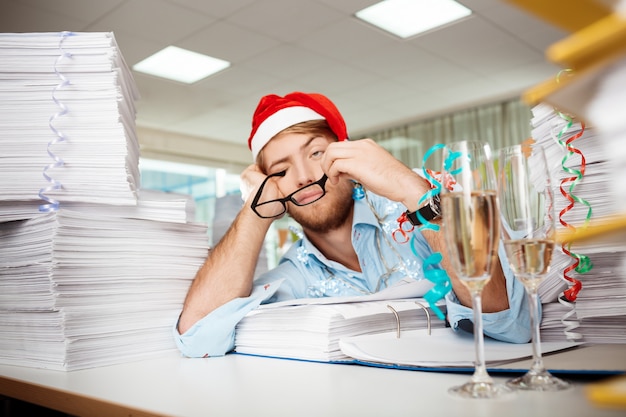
386, 301, 432, 339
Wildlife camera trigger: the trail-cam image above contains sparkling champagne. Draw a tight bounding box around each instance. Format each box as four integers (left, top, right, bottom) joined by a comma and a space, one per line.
441, 191, 499, 292
503, 238, 554, 290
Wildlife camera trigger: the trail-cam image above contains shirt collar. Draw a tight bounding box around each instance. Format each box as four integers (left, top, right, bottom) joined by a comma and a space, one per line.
291, 195, 381, 268
352, 194, 382, 228
298, 193, 382, 257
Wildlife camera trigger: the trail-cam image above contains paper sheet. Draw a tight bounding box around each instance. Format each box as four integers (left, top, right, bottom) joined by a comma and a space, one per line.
339, 328, 582, 368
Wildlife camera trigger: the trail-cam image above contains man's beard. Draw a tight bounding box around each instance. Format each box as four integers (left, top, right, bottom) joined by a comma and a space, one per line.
288, 179, 353, 233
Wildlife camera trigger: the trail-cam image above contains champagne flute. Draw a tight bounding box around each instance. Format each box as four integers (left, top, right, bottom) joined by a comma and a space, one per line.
497, 144, 571, 391
440, 141, 511, 399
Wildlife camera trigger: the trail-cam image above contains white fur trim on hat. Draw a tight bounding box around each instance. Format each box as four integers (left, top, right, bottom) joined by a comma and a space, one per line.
250, 106, 325, 160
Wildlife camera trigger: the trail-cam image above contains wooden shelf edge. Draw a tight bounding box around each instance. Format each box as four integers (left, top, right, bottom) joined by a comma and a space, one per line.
547, 12, 626, 70
503, 0, 612, 33
556, 214, 626, 243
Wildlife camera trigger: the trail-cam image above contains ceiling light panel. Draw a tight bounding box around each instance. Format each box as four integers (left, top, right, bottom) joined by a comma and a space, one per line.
133, 46, 230, 84
356, 0, 472, 39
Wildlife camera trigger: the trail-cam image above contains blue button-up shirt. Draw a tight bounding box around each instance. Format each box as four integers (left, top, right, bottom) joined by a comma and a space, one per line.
175, 192, 531, 358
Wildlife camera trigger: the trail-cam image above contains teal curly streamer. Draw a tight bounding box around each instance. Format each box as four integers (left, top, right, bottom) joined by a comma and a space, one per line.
411, 143, 453, 319
417, 251, 449, 320
417, 143, 445, 231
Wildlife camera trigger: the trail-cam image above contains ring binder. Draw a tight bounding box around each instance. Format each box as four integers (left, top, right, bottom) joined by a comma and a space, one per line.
386, 301, 432, 338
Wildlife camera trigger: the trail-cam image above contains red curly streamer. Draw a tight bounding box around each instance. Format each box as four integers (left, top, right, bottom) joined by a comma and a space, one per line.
557, 121, 590, 302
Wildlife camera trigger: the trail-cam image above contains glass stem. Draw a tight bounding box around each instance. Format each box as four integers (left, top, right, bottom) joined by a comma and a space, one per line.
527, 287, 545, 373
471, 290, 491, 383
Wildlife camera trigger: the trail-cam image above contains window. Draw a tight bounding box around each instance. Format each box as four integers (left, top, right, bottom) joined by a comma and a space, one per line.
139, 158, 241, 244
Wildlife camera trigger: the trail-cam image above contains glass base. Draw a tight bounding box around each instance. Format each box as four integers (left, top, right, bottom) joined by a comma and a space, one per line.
449, 380, 514, 399
506, 369, 571, 391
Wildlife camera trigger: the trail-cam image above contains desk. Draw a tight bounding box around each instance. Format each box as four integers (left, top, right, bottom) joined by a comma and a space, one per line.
0, 350, 624, 417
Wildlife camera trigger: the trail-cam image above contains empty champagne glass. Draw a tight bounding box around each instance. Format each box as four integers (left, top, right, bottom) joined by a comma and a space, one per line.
441, 140, 512, 399
497, 143, 570, 391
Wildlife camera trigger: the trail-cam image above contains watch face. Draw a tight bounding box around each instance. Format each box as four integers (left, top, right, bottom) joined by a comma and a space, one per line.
406, 195, 442, 226
430, 195, 442, 217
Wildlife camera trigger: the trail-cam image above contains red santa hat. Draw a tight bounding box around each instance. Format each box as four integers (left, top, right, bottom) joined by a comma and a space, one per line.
248, 92, 348, 160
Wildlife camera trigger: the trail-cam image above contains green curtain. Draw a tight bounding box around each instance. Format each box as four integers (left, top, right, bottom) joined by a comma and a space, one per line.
358, 98, 532, 170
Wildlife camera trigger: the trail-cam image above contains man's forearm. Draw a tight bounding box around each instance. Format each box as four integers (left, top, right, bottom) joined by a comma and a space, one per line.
420, 226, 509, 313
177, 205, 273, 334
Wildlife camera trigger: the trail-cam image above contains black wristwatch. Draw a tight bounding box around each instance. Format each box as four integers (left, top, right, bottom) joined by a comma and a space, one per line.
405, 194, 441, 226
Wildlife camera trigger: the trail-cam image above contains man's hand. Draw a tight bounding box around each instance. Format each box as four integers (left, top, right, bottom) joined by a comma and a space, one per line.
321, 139, 430, 211
240, 164, 266, 203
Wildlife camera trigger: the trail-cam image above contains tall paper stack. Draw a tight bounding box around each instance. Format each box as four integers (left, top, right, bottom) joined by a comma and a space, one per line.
530, 103, 626, 343
0, 32, 141, 220
0, 32, 208, 370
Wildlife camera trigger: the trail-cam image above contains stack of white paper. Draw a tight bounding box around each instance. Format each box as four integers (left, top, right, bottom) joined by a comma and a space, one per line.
0, 206, 208, 371
544, 56, 626, 211
0, 32, 140, 216
0, 32, 209, 370
530, 103, 626, 343
540, 302, 626, 344
235, 279, 444, 363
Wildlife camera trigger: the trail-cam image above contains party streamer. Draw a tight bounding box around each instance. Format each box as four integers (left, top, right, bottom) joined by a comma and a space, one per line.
550, 109, 593, 341
415, 144, 446, 232
407, 144, 453, 319
39, 31, 74, 212
557, 295, 583, 340
554, 114, 593, 302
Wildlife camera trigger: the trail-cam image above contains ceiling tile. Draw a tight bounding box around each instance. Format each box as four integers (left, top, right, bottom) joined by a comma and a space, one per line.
18, 0, 126, 22
239, 43, 339, 79
227, 0, 343, 42
289, 60, 380, 94
1, 0, 569, 150
0, 1, 86, 32
178, 21, 279, 63
314, 0, 379, 14
168, 0, 257, 18
298, 17, 400, 62
88, 0, 214, 44
195, 65, 283, 97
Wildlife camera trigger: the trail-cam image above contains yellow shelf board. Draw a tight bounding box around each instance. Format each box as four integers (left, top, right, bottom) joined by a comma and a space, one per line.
547, 12, 626, 70
522, 74, 570, 106
557, 214, 626, 244
586, 375, 626, 409
503, 0, 611, 32
521, 49, 624, 118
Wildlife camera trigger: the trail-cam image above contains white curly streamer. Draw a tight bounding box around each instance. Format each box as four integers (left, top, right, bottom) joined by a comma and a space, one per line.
558, 294, 583, 341
39, 31, 73, 212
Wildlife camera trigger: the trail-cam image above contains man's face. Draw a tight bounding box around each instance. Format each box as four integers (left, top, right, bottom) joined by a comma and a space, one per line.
261, 131, 353, 233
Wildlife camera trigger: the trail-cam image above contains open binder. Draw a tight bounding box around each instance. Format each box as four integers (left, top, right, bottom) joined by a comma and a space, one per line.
236, 303, 625, 374
338, 328, 602, 374
234, 279, 446, 363
233, 278, 624, 374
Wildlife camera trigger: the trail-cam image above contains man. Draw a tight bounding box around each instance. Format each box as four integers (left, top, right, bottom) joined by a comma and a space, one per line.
175, 92, 530, 357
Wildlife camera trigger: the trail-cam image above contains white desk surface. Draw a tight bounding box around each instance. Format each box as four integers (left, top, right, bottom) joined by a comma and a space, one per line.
0, 349, 624, 417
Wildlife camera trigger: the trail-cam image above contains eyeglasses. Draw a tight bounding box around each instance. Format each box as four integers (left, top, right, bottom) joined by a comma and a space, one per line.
251, 170, 329, 218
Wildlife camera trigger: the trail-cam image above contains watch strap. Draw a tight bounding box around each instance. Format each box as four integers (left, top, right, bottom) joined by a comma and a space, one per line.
405, 195, 441, 226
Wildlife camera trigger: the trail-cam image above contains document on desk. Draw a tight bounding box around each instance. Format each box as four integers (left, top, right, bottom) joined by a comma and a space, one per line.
235, 278, 586, 366
257, 278, 434, 309
339, 328, 584, 371
234, 279, 446, 363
